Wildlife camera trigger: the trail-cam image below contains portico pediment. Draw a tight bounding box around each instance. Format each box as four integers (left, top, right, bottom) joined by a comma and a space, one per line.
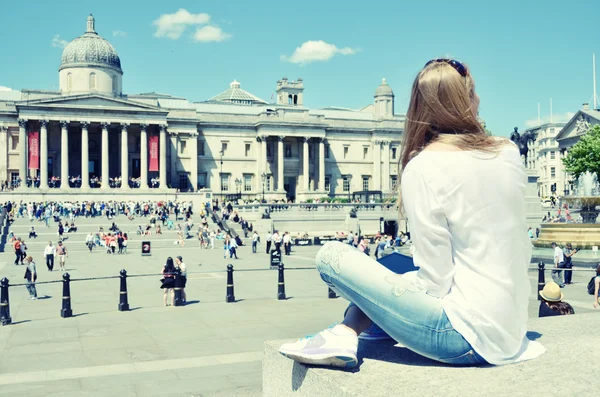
556, 110, 600, 142
16, 93, 167, 115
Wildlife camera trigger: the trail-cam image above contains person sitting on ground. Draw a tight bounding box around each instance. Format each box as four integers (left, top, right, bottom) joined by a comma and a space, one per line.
279, 58, 545, 369
539, 282, 575, 317
145, 225, 152, 236
29, 226, 37, 239
137, 225, 143, 235
156, 224, 162, 234
109, 222, 118, 232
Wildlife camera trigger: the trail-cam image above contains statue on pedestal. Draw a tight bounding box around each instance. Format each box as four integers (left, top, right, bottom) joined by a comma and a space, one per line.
510, 127, 536, 166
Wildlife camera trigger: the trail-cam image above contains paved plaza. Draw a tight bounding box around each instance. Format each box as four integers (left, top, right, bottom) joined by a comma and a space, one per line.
0, 214, 598, 396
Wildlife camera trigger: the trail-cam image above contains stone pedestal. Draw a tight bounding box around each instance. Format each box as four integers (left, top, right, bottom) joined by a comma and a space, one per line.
525, 170, 544, 229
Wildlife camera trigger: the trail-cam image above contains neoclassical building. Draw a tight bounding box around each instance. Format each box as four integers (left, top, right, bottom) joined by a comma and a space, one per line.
0, 15, 404, 201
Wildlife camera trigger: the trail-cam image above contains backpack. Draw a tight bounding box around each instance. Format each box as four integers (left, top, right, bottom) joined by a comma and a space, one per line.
587, 276, 597, 295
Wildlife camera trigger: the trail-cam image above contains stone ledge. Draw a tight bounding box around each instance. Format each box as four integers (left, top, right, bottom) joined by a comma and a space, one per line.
263, 313, 599, 397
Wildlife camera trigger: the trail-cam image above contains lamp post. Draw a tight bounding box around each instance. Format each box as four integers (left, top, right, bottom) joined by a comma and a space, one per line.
219, 149, 224, 202
347, 175, 352, 203
235, 178, 242, 202
261, 173, 267, 203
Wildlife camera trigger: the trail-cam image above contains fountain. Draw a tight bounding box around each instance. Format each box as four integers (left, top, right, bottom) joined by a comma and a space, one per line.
533, 171, 600, 248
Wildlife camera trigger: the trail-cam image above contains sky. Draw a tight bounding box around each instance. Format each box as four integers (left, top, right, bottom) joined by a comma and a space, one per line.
0, 0, 599, 136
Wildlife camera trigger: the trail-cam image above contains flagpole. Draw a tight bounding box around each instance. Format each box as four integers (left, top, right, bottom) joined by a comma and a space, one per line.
594, 53, 597, 110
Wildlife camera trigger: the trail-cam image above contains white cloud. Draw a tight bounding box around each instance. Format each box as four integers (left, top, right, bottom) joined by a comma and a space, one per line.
0, 86, 13, 92
51, 34, 68, 48
113, 30, 128, 37
193, 25, 231, 43
524, 112, 575, 127
281, 40, 358, 65
153, 9, 211, 39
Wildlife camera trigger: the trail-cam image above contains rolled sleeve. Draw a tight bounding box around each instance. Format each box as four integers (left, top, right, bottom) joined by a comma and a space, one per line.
402, 169, 454, 297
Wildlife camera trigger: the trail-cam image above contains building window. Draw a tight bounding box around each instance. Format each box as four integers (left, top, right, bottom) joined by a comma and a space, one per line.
550, 151, 555, 159
180, 141, 187, 155
89, 73, 96, 90
343, 176, 350, 192
309, 145, 314, 159
284, 143, 292, 158
67, 73, 72, 91
220, 174, 229, 191
325, 175, 331, 193
325, 144, 330, 159
267, 142, 272, 158
198, 140, 205, 156
391, 175, 398, 190
11, 135, 18, 151
362, 176, 370, 191
363, 147, 368, 160
179, 174, 188, 190
244, 174, 252, 191
343, 146, 349, 159
392, 147, 397, 160
551, 167, 556, 178
245, 143, 251, 157
11, 172, 19, 187
198, 173, 207, 189
112, 75, 117, 94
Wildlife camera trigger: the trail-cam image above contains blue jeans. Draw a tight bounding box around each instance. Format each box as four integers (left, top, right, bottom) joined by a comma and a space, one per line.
316, 242, 486, 366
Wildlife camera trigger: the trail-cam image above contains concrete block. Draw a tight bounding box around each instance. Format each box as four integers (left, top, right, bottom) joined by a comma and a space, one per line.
263, 313, 600, 397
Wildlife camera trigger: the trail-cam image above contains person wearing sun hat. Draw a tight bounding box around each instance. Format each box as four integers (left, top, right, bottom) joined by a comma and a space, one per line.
539, 282, 574, 318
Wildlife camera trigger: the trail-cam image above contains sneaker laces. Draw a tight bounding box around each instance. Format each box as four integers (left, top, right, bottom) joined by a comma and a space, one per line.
300, 322, 338, 340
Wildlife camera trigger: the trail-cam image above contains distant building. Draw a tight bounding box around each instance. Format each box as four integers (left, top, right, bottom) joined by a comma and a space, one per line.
525, 121, 567, 197
0, 15, 404, 201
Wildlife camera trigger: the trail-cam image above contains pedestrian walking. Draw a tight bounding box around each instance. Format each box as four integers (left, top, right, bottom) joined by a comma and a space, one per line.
44, 241, 56, 271
252, 231, 259, 253
23, 256, 38, 300
551, 242, 566, 288
56, 241, 68, 271
265, 231, 272, 254
562, 243, 578, 285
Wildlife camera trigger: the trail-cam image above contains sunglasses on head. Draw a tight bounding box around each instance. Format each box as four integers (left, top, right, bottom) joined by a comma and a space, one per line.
424, 58, 467, 77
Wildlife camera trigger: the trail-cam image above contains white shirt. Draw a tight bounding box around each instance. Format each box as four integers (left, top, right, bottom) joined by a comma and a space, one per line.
553, 246, 564, 264
253, 233, 259, 242
401, 143, 542, 365
44, 245, 56, 256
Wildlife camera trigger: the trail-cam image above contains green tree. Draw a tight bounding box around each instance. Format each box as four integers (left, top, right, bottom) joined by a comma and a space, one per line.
562, 124, 600, 179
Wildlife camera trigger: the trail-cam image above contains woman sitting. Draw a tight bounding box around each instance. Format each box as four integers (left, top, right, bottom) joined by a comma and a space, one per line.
539, 282, 575, 317
156, 224, 162, 234
69, 222, 77, 233
28, 227, 37, 239
279, 58, 545, 368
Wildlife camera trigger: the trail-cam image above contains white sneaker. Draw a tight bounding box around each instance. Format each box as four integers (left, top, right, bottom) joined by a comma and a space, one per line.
279, 324, 358, 368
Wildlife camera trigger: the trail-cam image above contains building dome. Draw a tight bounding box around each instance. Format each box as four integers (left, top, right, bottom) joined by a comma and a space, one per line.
59, 15, 122, 74
374, 78, 394, 97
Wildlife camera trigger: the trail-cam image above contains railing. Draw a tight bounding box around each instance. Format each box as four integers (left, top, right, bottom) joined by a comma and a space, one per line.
234, 203, 398, 214
531, 262, 597, 301
0, 264, 332, 326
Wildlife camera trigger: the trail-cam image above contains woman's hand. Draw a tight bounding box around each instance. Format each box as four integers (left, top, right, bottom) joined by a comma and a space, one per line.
594, 300, 598, 309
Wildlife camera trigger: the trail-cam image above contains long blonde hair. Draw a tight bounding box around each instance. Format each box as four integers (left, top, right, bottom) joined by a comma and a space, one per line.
398, 59, 506, 212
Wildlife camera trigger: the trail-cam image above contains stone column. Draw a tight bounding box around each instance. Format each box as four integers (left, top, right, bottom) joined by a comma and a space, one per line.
277, 136, 284, 191
120, 123, 129, 189
319, 138, 325, 191
159, 125, 167, 189
302, 138, 309, 191
189, 132, 198, 191
140, 124, 148, 189
255, 136, 262, 191
39, 120, 48, 189
18, 119, 27, 187
373, 140, 382, 190
101, 122, 109, 190
382, 140, 390, 192
60, 121, 69, 189
81, 122, 90, 189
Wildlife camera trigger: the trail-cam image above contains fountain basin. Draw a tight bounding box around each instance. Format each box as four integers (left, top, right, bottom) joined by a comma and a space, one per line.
560, 196, 600, 223
532, 223, 600, 249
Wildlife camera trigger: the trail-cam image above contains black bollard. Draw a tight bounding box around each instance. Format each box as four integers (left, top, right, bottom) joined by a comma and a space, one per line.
0, 278, 11, 326
174, 268, 184, 307
61, 273, 73, 318
537, 262, 545, 301
226, 264, 235, 303
118, 269, 130, 311
328, 287, 337, 299
277, 262, 286, 300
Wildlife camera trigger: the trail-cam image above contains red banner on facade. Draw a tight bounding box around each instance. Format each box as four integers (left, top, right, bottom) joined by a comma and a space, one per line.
28, 131, 40, 170
148, 135, 159, 172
